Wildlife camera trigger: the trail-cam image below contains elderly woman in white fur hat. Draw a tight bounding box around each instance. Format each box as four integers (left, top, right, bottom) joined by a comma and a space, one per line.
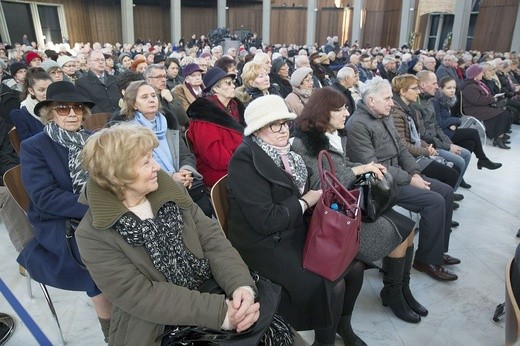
285, 67, 314, 117
227, 95, 366, 346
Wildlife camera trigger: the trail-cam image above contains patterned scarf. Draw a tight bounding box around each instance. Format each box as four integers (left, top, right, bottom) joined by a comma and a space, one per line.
44, 122, 89, 194
252, 135, 307, 193
114, 202, 211, 289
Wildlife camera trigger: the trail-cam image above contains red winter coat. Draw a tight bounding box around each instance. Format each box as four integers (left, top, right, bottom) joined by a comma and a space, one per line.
187, 97, 245, 187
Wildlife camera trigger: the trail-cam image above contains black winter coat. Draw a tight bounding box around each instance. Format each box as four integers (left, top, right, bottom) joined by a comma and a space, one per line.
226, 136, 332, 331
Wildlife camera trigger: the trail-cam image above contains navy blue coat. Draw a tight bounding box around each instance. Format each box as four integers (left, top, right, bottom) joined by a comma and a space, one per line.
18, 132, 98, 294
10, 107, 44, 141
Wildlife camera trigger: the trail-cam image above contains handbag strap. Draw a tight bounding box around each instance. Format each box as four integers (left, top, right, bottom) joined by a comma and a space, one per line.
317, 150, 336, 183
321, 170, 360, 216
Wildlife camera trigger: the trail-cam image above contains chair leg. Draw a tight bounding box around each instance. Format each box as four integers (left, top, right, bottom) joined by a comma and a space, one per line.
38, 283, 65, 345
25, 273, 33, 299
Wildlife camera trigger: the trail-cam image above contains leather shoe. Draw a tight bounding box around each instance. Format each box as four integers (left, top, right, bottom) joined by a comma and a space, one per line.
413, 261, 458, 281
453, 193, 464, 201
453, 202, 460, 210
443, 253, 461, 265
477, 159, 502, 170
459, 180, 472, 189
451, 220, 459, 228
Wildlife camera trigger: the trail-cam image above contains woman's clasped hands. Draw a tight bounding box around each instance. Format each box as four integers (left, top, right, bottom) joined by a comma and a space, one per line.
225, 287, 260, 332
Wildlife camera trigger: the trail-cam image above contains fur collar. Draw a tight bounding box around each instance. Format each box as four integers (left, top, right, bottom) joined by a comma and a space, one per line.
292, 127, 347, 157
187, 97, 245, 133
433, 91, 456, 108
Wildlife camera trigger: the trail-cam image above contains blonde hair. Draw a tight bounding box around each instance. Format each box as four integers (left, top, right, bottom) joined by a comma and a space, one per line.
81, 123, 158, 201
241, 61, 266, 88
391, 74, 420, 94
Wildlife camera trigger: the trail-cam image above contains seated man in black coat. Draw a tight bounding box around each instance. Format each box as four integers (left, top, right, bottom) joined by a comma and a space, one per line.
76, 50, 120, 113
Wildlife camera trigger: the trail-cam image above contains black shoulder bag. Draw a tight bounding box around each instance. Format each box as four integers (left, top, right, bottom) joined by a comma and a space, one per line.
157, 273, 294, 346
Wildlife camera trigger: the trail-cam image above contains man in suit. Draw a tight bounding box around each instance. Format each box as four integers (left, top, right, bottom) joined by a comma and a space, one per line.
76, 50, 120, 113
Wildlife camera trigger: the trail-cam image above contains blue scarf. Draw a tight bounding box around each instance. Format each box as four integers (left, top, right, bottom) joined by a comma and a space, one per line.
134, 112, 176, 174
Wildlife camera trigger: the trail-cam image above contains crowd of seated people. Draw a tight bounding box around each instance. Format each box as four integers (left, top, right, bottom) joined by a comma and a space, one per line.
1, 35, 519, 345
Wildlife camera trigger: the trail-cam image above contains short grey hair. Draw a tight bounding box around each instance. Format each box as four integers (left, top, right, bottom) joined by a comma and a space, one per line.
295, 55, 310, 68
361, 77, 391, 102
144, 64, 165, 78
382, 55, 395, 65
337, 66, 355, 81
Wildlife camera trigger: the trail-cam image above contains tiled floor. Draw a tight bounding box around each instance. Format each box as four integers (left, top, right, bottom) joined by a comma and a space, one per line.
1, 125, 518, 345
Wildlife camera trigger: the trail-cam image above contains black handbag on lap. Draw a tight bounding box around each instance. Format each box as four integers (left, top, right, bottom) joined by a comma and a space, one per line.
158, 273, 293, 346
355, 172, 398, 222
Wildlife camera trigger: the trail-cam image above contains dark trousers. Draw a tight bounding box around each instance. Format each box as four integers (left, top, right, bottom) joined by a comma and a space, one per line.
451, 127, 487, 160
421, 160, 459, 189
396, 176, 454, 265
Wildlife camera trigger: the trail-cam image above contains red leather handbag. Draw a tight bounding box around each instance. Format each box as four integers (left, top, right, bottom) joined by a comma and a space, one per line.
303, 150, 362, 281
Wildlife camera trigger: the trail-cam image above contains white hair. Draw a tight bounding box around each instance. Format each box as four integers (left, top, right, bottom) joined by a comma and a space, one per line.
361, 77, 391, 102
337, 66, 355, 80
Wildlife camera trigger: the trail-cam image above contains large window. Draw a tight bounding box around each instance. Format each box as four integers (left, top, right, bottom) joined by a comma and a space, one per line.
426, 13, 454, 50
466, 0, 481, 49
0, 1, 66, 46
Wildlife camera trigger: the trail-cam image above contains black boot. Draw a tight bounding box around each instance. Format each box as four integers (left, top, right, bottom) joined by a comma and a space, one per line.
477, 158, 502, 170
402, 246, 428, 316
337, 315, 367, 346
311, 342, 335, 346
380, 256, 421, 323
493, 137, 511, 149
459, 179, 471, 189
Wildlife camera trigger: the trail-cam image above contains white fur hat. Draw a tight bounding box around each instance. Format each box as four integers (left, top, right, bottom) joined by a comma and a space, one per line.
244, 95, 296, 136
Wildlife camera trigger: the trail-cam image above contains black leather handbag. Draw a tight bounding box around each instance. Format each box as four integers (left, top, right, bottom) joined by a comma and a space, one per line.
355, 171, 398, 222
157, 273, 293, 346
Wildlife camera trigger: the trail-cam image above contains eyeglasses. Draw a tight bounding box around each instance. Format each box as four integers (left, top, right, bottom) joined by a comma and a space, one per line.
362, 59, 372, 63
269, 120, 290, 133
332, 106, 347, 113
62, 63, 75, 68
90, 58, 105, 63
148, 75, 167, 79
53, 104, 85, 116
219, 79, 235, 87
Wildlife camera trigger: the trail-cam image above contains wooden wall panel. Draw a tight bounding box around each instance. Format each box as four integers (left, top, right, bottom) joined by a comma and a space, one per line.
363, 0, 401, 48
316, 8, 346, 46
181, 7, 217, 41
134, 5, 170, 43
86, 1, 122, 44
270, 8, 306, 45
227, 4, 262, 36
471, 0, 518, 51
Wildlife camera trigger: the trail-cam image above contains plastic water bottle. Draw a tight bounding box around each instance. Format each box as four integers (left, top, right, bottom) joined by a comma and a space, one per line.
330, 203, 340, 212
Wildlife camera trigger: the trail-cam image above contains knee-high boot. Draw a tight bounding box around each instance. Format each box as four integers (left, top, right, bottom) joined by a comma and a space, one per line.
402, 245, 428, 316
336, 315, 366, 346
380, 256, 421, 323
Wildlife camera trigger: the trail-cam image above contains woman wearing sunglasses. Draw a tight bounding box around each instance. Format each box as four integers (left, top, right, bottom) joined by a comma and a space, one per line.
19, 81, 112, 342
187, 67, 246, 187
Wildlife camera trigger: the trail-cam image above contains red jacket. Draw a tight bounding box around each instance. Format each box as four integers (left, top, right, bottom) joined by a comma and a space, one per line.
187, 97, 245, 187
